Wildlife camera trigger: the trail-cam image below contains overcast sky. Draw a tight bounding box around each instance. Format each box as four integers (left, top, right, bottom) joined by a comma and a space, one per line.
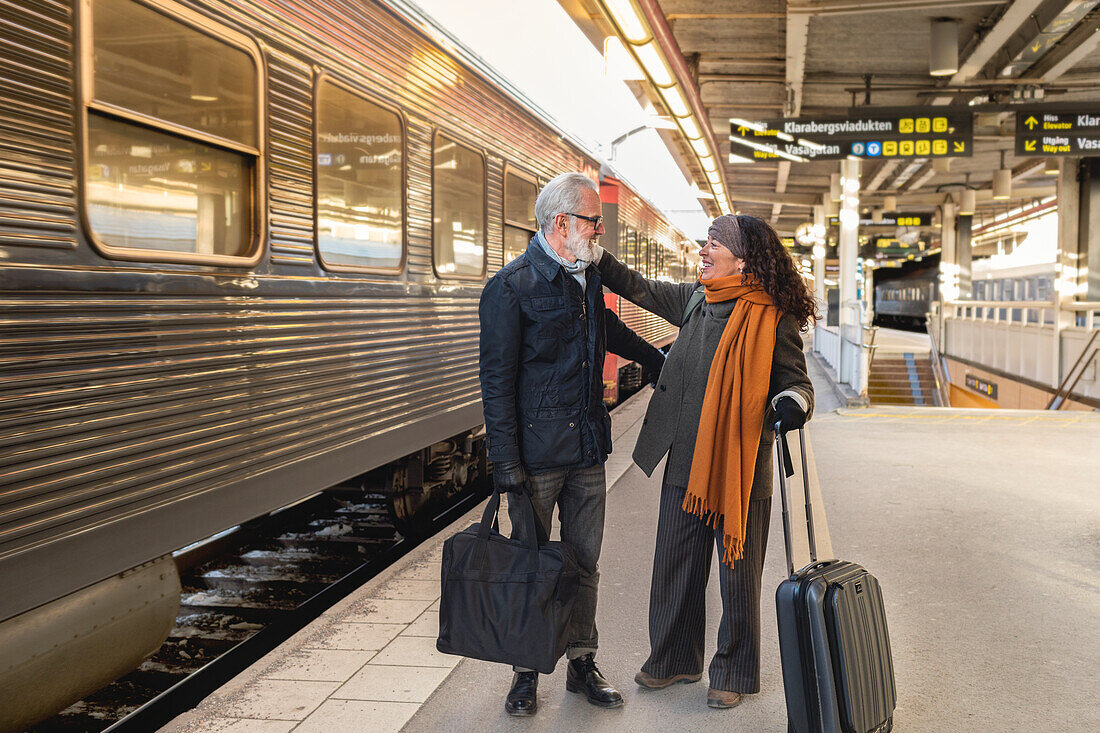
410, 0, 711, 240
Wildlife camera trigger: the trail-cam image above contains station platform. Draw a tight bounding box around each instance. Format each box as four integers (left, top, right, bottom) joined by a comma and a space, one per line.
162, 351, 1100, 733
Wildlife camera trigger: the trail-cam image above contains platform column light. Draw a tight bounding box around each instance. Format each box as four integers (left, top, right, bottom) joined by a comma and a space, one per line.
959, 188, 976, 216
939, 200, 959, 302
992, 151, 1011, 200
871, 207, 883, 224
838, 158, 862, 392
930, 19, 958, 77
884, 194, 897, 212
595, 0, 730, 214
812, 203, 827, 314
830, 172, 842, 202
1044, 158, 1060, 175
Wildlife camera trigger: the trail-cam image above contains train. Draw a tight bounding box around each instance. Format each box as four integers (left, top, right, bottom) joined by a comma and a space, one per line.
0, 0, 698, 728
874, 259, 1060, 331
874, 267, 939, 329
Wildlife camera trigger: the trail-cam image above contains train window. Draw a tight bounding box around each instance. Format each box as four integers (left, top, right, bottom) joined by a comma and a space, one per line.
432, 133, 486, 279
503, 168, 537, 264
83, 0, 262, 262
315, 78, 404, 272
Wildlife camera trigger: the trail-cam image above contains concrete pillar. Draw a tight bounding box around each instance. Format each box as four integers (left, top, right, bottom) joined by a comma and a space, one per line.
1055, 158, 1081, 387
939, 201, 957, 301
839, 158, 860, 337
1081, 158, 1100, 301
813, 202, 826, 315
957, 214, 972, 299
838, 158, 861, 390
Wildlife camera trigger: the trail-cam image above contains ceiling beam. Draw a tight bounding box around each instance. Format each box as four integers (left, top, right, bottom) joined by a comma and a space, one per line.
1027, 11, 1100, 82
728, 190, 818, 207
667, 13, 785, 20
939, 0, 1045, 91
788, 0, 1006, 17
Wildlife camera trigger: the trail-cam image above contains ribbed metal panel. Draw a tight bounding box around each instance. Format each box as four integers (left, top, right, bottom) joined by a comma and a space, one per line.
406, 119, 433, 278
0, 290, 480, 554
266, 48, 316, 268
0, 0, 77, 250
486, 157, 503, 271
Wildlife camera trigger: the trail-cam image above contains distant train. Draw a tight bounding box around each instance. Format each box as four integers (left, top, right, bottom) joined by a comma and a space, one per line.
874, 267, 939, 328
874, 259, 1060, 330
0, 0, 696, 727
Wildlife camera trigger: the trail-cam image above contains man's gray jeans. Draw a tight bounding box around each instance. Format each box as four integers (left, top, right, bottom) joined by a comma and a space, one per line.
508, 462, 606, 671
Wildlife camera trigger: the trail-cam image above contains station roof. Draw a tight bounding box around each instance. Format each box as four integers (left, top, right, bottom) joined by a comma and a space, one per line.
563, 0, 1100, 235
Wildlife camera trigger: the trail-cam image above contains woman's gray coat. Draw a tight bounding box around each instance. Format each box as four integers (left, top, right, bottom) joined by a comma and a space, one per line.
597, 251, 814, 499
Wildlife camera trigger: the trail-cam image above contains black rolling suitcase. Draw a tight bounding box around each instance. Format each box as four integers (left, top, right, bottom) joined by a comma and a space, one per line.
774, 427, 896, 733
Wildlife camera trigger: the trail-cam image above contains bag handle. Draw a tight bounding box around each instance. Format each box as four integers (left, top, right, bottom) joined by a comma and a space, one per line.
475, 486, 549, 553
774, 425, 817, 577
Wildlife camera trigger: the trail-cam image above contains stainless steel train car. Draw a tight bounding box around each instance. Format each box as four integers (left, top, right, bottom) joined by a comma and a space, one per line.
874, 267, 939, 329
0, 0, 695, 726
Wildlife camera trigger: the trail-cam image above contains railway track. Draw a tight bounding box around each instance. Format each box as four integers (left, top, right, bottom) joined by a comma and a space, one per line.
29, 477, 485, 733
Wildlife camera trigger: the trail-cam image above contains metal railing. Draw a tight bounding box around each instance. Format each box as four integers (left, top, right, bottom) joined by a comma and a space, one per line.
925, 316, 951, 407
1046, 329, 1100, 409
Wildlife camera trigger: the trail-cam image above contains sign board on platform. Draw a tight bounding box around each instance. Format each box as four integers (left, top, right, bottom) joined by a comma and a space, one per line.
729, 107, 973, 162
828, 213, 933, 227
1014, 107, 1100, 156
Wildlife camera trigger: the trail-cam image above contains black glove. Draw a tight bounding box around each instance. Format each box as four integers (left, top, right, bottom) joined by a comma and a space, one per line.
773, 396, 807, 434
492, 459, 528, 494
644, 350, 666, 388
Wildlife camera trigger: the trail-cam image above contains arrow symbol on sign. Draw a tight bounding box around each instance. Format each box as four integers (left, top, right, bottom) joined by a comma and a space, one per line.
953, 141, 965, 153
737, 126, 749, 136
1024, 116, 1038, 130
1024, 139, 1036, 152
1031, 41, 1042, 52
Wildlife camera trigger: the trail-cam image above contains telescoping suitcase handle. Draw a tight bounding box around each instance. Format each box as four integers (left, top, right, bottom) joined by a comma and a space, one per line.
773, 425, 819, 578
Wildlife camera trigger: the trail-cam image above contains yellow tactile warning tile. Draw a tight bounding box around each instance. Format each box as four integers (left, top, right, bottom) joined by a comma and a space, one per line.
832, 406, 1100, 424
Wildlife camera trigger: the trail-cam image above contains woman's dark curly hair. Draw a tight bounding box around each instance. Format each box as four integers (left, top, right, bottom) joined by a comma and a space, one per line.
724, 215, 819, 330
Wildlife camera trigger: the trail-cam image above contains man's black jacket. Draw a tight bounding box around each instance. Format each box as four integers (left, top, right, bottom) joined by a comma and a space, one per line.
478, 237, 664, 473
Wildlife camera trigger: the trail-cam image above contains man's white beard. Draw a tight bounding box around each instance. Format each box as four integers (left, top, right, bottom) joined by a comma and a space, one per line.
566, 229, 596, 263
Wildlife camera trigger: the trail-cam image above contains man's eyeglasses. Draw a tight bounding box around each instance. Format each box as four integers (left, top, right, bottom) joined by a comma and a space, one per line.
566, 212, 603, 230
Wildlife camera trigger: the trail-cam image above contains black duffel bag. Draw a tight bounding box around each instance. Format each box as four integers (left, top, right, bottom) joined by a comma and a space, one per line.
436, 488, 580, 674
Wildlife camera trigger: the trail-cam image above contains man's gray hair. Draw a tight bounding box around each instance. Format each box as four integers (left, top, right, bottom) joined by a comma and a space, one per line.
535, 172, 599, 234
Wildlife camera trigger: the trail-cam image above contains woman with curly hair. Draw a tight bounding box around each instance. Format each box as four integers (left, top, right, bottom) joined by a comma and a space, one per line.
594, 214, 816, 710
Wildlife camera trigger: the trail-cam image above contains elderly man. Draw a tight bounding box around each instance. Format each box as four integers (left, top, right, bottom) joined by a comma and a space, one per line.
478, 172, 665, 716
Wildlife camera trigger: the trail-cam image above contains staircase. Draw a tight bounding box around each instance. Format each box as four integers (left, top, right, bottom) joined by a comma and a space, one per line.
867, 352, 937, 406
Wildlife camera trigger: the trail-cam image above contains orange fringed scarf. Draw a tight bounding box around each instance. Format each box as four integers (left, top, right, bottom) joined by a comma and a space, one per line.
682, 273, 781, 568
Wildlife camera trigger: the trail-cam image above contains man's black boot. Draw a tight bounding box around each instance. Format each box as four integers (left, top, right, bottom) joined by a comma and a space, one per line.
505, 671, 538, 716
566, 653, 624, 708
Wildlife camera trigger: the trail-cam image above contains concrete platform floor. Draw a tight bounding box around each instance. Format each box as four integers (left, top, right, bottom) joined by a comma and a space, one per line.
163, 348, 1100, 732
407, 411, 1100, 732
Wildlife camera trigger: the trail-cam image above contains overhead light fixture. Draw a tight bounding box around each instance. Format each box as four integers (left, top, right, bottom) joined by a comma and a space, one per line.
689, 184, 715, 200
933, 157, 951, 173
604, 0, 649, 43
1044, 158, 1060, 176
706, 169, 721, 184
933, 208, 942, 228
992, 151, 1010, 200
603, 37, 644, 81
635, 41, 674, 87
959, 188, 976, 216
884, 195, 897, 212
658, 85, 690, 117
930, 19, 958, 77
830, 173, 841, 202
700, 155, 717, 173
871, 208, 883, 224
679, 116, 702, 140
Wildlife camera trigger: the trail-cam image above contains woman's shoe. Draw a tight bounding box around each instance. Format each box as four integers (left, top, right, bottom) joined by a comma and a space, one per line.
634, 670, 702, 689
706, 688, 743, 709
